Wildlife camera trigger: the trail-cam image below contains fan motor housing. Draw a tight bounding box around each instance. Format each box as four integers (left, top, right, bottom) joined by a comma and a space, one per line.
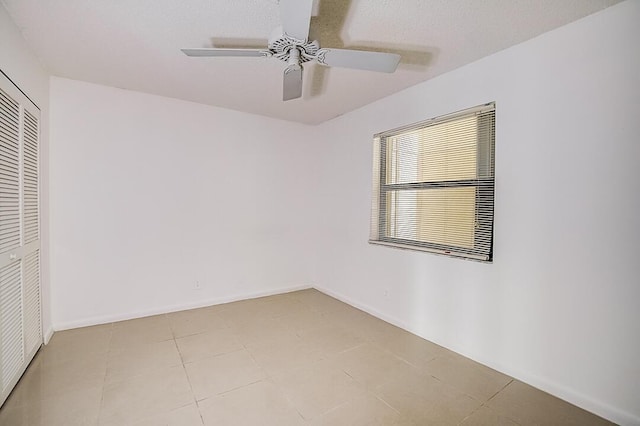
268, 27, 319, 63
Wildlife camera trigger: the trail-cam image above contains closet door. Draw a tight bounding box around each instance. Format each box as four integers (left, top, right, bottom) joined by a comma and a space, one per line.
0, 71, 41, 407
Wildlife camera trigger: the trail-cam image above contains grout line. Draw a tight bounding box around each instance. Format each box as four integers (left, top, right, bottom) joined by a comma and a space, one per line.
371, 391, 403, 416
213, 379, 264, 398
173, 337, 205, 424
175, 338, 196, 394
169, 308, 231, 425
172, 330, 188, 366
486, 378, 514, 405
95, 321, 115, 423
457, 407, 479, 425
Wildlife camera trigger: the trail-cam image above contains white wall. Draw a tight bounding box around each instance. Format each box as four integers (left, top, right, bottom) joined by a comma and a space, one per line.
310, 2, 640, 425
49, 78, 316, 329
0, 5, 52, 342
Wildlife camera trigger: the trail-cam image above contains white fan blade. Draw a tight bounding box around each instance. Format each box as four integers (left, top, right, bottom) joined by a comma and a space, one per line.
279, 0, 313, 40
181, 48, 268, 57
283, 65, 303, 101
317, 49, 401, 73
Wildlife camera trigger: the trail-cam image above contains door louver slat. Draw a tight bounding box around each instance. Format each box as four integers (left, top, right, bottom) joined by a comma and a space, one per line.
0, 261, 24, 394
23, 250, 41, 355
23, 109, 39, 244
0, 88, 20, 254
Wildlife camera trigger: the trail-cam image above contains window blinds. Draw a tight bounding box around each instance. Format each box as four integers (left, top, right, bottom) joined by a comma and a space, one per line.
370, 103, 495, 261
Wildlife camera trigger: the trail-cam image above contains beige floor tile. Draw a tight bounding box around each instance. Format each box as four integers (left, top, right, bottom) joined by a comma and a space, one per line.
229, 316, 299, 348
321, 301, 379, 325
272, 359, 368, 420
176, 327, 243, 363
42, 324, 112, 365
276, 308, 330, 333
110, 314, 173, 349
100, 365, 195, 425
0, 385, 102, 426
309, 393, 404, 426
332, 308, 403, 343
249, 294, 307, 319
106, 339, 182, 383
198, 380, 305, 426
289, 289, 351, 313
376, 372, 482, 425
220, 297, 305, 325
331, 343, 414, 390
392, 420, 419, 426
185, 349, 267, 400
422, 394, 484, 426
298, 324, 364, 356
459, 405, 521, 425
487, 380, 614, 426
422, 353, 513, 402
100, 403, 204, 426
1, 354, 44, 408
372, 329, 444, 370
246, 334, 325, 376
217, 298, 263, 323
7, 352, 107, 402
168, 305, 229, 338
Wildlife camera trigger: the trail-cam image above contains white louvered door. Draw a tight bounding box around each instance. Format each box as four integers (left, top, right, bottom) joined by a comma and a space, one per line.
0, 71, 41, 407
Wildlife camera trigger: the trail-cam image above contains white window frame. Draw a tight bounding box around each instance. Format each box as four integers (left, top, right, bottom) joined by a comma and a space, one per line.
369, 103, 496, 262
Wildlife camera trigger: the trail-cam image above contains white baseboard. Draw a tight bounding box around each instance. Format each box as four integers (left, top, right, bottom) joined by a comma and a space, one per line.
313, 285, 415, 334
51, 284, 312, 332
43, 326, 54, 345
313, 285, 640, 426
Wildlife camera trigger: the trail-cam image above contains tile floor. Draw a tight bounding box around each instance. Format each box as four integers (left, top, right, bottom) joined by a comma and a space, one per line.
0, 289, 613, 425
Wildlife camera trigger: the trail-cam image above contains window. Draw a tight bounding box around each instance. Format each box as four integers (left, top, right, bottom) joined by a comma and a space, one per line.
369, 103, 495, 261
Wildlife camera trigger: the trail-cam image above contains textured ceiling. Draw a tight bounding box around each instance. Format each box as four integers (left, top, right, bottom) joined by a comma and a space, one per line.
2, 0, 620, 124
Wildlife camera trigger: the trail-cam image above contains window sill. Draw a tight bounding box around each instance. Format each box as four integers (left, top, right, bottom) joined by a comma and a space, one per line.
368, 240, 491, 262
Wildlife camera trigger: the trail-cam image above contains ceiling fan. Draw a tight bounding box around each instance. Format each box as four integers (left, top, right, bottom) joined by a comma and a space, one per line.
181, 0, 401, 101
